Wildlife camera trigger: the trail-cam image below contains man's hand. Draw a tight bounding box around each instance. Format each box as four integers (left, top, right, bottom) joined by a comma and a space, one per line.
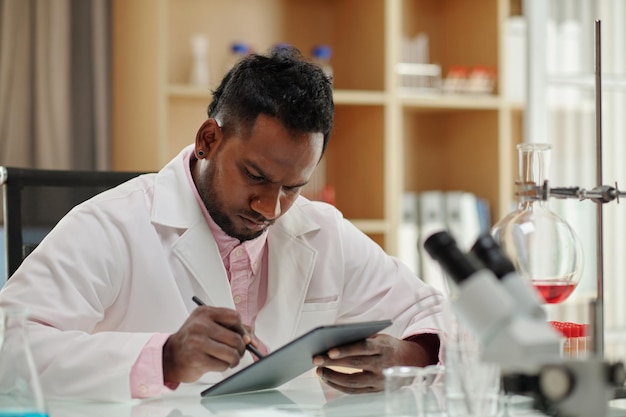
163, 305, 251, 384
312, 333, 438, 394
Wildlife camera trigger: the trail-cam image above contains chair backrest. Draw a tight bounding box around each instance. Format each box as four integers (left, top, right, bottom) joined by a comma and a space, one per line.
0, 166, 145, 279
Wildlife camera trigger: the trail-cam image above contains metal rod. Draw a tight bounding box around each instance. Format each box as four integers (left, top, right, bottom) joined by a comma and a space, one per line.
593, 19, 605, 357
548, 185, 625, 203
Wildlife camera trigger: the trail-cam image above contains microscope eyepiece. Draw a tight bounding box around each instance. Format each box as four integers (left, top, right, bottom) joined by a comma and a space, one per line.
423, 231, 480, 284
470, 233, 516, 279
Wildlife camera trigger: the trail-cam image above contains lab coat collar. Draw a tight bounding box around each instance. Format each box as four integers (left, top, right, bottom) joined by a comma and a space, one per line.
151, 147, 204, 229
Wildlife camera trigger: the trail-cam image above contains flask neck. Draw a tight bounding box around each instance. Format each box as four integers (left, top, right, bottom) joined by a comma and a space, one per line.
516, 143, 551, 205
518, 143, 551, 183
516, 196, 549, 208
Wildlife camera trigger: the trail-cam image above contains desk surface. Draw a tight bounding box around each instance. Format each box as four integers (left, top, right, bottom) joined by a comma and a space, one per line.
45, 372, 626, 417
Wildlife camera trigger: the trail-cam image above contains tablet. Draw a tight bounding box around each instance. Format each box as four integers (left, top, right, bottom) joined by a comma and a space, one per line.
201, 319, 392, 397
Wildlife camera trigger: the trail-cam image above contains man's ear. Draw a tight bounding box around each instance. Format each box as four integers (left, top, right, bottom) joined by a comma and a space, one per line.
194, 118, 223, 159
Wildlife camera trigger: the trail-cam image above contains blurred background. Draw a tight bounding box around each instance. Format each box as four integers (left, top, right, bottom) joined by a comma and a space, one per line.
1, 0, 625, 360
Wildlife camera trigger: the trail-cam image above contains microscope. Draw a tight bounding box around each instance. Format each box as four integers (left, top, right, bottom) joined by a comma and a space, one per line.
424, 230, 626, 417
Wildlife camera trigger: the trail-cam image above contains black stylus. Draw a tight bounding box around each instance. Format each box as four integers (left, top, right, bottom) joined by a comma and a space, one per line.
191, 296, 265, 359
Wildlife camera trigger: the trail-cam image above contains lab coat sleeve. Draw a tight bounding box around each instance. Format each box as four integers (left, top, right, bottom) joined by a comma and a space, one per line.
0, 200, 155, 400
333, 210, 444, 340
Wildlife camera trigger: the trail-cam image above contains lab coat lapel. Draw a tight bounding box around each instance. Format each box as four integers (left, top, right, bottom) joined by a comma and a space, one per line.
255, 204, 319, 349
150, 147, 233, 308
172, 221, 233, 308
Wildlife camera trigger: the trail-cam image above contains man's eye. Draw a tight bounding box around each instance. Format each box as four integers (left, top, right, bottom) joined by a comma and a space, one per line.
284, 186, 302, 193
245, 170, 264, 182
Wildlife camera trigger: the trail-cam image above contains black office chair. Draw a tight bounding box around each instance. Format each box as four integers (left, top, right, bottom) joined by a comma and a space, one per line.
0, 166, 145, 279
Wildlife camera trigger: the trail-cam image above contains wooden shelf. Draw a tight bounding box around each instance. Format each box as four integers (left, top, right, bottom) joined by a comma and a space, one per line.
167, 84, 213, 99
112, 0, 518, 255
168, 84, 387, 106
333, 90, 387, 106
400, 94, 502, 110
349, 219, 390, 235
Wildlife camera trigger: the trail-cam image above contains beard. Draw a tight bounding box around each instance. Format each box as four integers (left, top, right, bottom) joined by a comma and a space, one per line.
197, 161, 268, 242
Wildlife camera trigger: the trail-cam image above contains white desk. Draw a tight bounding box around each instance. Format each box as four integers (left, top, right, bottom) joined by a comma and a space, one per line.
46, 375, 342, 417
46, 375, 349, 417
44, 372, 572, 417
44, 369, 626, 417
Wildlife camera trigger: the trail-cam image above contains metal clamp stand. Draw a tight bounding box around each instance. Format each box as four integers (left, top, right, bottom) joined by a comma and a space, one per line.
518, 21, 611, 358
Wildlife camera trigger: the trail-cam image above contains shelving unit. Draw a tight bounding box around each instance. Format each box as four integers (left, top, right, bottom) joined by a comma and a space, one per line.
112, 0, 522, 255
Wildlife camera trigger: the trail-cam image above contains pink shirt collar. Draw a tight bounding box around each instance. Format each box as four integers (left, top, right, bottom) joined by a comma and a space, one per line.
182, 147, 267, 276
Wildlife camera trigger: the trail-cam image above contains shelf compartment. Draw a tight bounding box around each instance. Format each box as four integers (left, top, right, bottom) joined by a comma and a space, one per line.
325, 105, 385, 220
166, 97, 208, 161
403, 108, 502, 218
401, 0, 500, 94
167, 0, 385, 91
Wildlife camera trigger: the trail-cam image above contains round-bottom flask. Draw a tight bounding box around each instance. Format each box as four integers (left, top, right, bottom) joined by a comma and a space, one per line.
491, 143, 583, 304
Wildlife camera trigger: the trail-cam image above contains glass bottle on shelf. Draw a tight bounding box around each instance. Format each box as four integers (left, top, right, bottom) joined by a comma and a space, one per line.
491, 143, 583, 304
224, 41, 251, 75
189, 34, 210, 88
311, 45, 333, 84
0, 307, 48, 417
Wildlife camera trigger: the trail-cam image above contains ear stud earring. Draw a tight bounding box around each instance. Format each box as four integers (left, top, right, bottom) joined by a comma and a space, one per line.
198, 150, 205, 158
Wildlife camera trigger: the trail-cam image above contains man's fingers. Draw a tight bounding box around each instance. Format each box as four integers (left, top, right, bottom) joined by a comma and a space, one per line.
193, 305, 248, 339
315, 367, 382, 394
313, 337, 381, 371
327, 338, 374, 359
314, 354, 382, 372
164, 305, 250, 384
186, 325, 246, 365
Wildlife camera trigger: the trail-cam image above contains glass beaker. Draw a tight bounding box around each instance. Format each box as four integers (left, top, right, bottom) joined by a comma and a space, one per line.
491, 143, 583, 304
0, 307, 47, 417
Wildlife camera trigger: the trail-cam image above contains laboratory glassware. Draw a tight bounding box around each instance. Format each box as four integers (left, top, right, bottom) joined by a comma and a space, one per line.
491, 143, 583, 304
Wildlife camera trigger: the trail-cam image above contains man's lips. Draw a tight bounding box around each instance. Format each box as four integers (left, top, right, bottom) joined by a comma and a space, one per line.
240, 215, 269, 231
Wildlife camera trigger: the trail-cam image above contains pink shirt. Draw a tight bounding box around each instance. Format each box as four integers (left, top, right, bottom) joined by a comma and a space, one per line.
130, 148, 269, 398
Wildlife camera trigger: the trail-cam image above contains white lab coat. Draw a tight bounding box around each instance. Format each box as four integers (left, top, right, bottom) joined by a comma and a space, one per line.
0, 146, 442, 401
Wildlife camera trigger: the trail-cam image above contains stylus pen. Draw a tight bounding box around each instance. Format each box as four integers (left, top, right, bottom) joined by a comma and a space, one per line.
191, 296, 265, 359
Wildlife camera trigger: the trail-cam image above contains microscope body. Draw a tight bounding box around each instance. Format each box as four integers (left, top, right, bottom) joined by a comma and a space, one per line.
425, 231, 625, 417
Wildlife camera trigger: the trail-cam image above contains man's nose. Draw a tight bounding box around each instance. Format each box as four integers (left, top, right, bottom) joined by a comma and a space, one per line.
251, 189, 282, 220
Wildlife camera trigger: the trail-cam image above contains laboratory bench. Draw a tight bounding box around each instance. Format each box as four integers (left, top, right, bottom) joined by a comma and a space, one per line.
43, 372, 626, 417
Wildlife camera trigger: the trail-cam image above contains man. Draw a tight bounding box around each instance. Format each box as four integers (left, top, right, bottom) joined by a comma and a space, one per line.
0, 47, 442, 401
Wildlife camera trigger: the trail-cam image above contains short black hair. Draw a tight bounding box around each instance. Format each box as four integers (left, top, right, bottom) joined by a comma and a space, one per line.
207, 46, 334, 154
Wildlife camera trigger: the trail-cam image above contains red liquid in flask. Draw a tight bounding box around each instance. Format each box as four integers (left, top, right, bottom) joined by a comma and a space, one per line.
533, 281, 577, 304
